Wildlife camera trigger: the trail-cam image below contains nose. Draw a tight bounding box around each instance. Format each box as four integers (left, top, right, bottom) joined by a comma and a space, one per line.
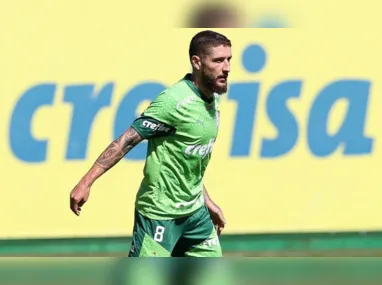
223, 59, 230, 73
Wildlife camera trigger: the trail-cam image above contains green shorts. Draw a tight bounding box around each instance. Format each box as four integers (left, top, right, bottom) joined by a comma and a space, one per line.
128, 205, 222, 257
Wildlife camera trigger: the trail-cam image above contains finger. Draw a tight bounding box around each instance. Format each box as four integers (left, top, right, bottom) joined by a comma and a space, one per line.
70, 197, 76, 213
75, 201, 82, 215
72, 204, 80, 216
218, 221, 226, 235
75, 206, 81, 216
70, 198, 80, 216
78, 199, 86, 207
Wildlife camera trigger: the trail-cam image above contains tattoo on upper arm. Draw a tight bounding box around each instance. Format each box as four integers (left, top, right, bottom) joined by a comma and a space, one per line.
95, 127, 143, 171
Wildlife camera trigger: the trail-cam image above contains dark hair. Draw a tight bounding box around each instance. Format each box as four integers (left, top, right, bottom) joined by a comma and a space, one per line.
189, 30, 231, 61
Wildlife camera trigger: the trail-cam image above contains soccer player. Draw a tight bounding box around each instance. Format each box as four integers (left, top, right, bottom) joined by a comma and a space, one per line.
70, 30, 232, 257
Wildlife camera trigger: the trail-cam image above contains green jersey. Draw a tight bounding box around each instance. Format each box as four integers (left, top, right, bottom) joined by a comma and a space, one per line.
131, 74, 221, 220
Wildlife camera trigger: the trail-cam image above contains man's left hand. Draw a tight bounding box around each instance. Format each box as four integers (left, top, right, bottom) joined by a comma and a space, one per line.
207, 204, 226, 235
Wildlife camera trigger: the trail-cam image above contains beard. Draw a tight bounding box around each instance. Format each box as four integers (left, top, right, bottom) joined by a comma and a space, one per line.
200, 68, 228, 95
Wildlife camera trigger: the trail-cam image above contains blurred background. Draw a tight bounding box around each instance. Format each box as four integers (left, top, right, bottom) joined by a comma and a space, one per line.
2, 0, 382, 283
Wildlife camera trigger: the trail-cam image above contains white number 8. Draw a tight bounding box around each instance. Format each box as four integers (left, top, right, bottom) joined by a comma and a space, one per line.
154, 226, 165, 242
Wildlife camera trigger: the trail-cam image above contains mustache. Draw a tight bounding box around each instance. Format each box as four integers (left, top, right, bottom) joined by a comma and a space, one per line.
217, 75, 228, 79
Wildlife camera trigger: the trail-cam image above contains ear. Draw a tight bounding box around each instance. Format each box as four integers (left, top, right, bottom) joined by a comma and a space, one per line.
191, 55, 201, 71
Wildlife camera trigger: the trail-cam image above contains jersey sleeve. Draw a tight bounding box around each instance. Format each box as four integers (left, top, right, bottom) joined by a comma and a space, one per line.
131, 91, 178, 140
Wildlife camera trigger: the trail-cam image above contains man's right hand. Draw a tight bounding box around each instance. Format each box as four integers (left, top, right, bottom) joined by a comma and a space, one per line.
70, 181, 91, 216
69, 127, 143, 217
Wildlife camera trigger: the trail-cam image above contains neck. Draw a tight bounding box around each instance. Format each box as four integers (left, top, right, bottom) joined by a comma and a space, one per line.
191, 73, 214, 102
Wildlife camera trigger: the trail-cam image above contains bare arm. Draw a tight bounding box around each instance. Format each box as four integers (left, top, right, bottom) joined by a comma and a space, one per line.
70, 127, 143, 215
203, 184, 217, 209
80, 127, 143, 187
204, 184, 226, 234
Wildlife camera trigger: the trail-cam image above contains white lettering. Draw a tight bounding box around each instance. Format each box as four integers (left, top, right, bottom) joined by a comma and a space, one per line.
193, 145, 201, 155
204, 139, 215, 158
203, 237, 219, 248
185, 145, 195, 155
184, 139, 216, 157
199, 145, 207, 156
142, 120, 171, 133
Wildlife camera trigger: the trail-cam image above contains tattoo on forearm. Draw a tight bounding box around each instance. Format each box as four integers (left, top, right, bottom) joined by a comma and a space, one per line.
95, 127, 142, 171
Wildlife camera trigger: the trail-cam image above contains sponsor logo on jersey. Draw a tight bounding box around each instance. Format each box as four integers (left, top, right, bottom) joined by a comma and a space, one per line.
184, 138, 215, 158
142, 120, 171, 132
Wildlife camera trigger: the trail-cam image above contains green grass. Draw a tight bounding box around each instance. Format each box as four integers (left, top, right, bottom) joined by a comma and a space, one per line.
2, 231, 382, 256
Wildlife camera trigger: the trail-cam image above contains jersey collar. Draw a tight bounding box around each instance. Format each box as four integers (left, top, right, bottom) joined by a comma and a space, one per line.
182, 73, 215, 104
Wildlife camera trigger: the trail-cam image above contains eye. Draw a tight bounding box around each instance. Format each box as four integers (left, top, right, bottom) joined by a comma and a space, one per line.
213, 57, 231, 63
212, 57, 222, 62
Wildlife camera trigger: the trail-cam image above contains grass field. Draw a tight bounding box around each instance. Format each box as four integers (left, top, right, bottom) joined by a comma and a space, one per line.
3, 252, 382, 285
225, 249, 382, 257
3, 231, 382, 257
